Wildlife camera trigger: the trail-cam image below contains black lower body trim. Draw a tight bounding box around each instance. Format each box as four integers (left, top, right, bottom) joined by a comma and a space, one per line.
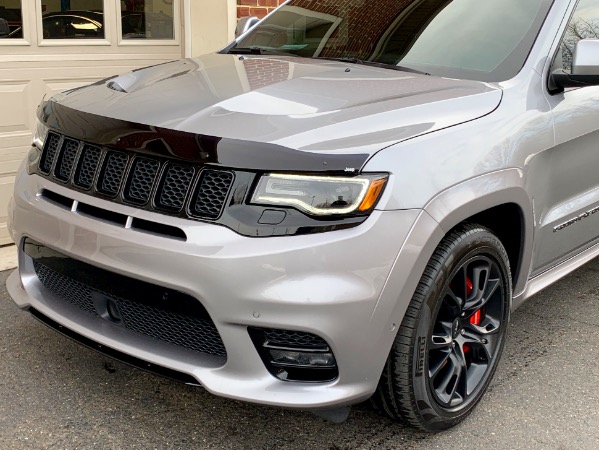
28, 307, 201, 386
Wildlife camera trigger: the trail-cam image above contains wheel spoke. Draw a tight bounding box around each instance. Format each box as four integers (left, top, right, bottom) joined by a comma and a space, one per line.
429, 349, 452, 379
464, 267, 500, 314
464, 316, 501, 336
449, 349, 468, 406
444, 287, 463, 314
465, 362, 488, 396
435, 350, 466, 406
452, 265, 468, 305
430, 329, 453, 350
466, 277, 500, 312
463, 264, 488, 310
483, 277, 500, 302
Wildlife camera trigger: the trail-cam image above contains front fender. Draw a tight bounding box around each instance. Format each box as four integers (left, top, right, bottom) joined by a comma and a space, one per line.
423, 168, 534, 299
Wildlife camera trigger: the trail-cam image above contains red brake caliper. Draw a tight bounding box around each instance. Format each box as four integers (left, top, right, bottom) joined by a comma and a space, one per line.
463, 277, 481, 354
466, 277, 482, 325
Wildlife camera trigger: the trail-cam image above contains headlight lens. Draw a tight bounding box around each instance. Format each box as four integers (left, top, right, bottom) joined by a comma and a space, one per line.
33, 119, 49, 150
251, 173, 388, 216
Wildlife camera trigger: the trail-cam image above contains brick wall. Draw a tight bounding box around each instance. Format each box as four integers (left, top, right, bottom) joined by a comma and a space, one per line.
237, 0, 286, 19
242, 59, 291, 90
237, 0, 449, 59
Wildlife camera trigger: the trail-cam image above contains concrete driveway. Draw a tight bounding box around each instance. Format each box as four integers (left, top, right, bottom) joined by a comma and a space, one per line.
1, 259, 599, 449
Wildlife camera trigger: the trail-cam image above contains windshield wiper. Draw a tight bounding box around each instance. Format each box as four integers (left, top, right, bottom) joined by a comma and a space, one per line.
227, 47, 296, 57
314, 57, 429, 75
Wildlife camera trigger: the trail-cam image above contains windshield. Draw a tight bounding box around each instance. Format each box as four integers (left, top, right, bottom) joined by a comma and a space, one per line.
233, 0, 554, 81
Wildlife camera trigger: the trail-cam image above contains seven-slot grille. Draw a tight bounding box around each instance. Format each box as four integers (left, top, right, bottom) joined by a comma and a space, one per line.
39, 131, 234, 220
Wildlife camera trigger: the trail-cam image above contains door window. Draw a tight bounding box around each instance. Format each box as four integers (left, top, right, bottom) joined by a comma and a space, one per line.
0, 0, 23, 39
40, 0, 105, 40
555, 0, 599, 72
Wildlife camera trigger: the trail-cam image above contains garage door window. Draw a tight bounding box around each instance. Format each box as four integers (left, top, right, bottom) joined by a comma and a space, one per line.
40, 0, 105, 39
0, 0, 23, 39
120, 0, 175, 41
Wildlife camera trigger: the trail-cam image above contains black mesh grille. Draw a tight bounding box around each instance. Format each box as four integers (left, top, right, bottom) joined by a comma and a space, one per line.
116, 297, 226, 356
191, 170, 234, 219
40, 132, 61, 174
156, 164, 195, 211
38, 132, 235, 223
34, 262, 98, 316
54, 138, 80, 182
98, 151, 128, 196
262, 328, 330, 349
125, 158, 160, 204
74, 145, 102, 189
32, 259, 227, 358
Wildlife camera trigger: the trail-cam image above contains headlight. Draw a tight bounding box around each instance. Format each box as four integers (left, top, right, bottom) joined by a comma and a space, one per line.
33, 119, 49, 150
251, 173, 388, 216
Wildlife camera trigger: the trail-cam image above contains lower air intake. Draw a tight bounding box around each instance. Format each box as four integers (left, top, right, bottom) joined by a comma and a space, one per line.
26, 239, 226, 359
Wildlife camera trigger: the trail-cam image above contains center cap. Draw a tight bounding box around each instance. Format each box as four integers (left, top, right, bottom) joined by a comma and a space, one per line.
452, 319, 461, 339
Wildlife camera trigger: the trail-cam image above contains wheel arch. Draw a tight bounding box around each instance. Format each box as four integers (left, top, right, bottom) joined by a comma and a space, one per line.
423, 168, 533, 298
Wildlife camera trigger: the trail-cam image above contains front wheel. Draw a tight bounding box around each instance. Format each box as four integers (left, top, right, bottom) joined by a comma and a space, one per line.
373, 224, 511, 431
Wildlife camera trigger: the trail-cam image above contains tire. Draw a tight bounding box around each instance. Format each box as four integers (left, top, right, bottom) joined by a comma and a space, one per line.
372, 224, 512, 431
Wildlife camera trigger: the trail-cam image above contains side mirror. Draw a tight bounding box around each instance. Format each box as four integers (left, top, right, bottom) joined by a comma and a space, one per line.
235, 16, 260, 38
550, 39, 599, 92
0, 18, 9, 38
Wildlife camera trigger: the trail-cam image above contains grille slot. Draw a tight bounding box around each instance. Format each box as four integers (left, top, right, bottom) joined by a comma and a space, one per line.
125, 157, 160, 204
40, 132, 62, 174
77, 202, 128, 227
190, 170, 234, 219
98, 151, 129, 196
54, 138, 80, 182
31, 252, 226, 358
40, 189, 74, 209
74, 145, 102, 189
156, 164, 195, 212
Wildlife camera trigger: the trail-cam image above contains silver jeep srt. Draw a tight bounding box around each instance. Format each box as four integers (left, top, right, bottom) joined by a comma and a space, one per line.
6, 0, 599, 431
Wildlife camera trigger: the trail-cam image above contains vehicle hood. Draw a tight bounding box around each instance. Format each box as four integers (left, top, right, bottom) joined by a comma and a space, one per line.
54, 53, 502, 157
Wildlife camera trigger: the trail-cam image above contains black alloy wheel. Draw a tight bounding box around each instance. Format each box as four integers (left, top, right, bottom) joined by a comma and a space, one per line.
372, 224, 511, 431
428, 254, 505, 408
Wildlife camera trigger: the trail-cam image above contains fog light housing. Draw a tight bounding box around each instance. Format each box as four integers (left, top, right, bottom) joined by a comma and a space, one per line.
269, 349, 336, 367
248, 327, 339, 382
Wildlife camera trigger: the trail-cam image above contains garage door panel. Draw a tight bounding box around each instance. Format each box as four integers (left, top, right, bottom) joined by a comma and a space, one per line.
0, 175, 16, 245
0, 80, 32, 134
0, 148, 28, 176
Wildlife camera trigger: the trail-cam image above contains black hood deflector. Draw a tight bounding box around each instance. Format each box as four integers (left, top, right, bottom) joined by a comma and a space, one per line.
40, 101, 369, 173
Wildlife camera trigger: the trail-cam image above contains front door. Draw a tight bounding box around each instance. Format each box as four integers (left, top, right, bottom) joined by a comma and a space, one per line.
533, 0, 599, 274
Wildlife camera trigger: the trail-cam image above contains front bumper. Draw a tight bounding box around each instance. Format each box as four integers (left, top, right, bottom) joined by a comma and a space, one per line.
6, 170, 443, 409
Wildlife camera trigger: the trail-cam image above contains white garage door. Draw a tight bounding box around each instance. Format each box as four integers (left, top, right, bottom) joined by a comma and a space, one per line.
0, 0, 183, 245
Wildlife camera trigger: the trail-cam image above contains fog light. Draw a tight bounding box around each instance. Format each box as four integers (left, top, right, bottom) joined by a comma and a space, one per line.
269, 349, 336, 367
248, 327, 339, 382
